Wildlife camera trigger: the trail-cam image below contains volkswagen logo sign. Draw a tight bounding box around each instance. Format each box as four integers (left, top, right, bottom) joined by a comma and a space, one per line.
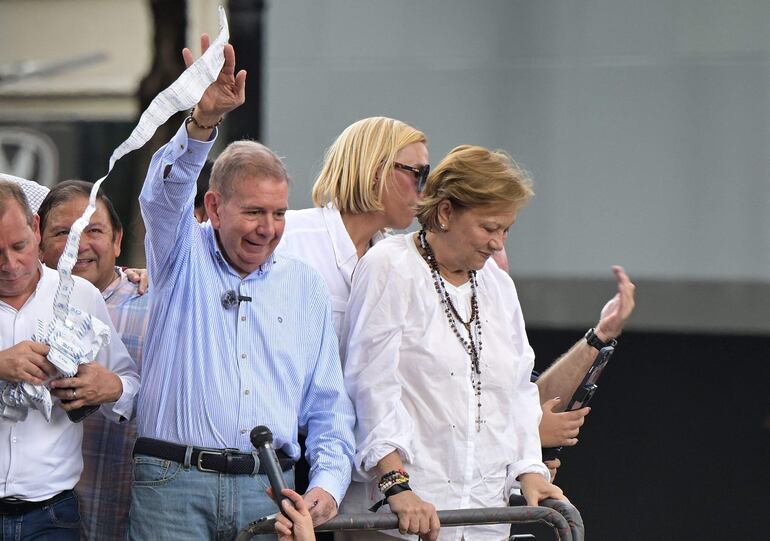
0, 127, 59, 187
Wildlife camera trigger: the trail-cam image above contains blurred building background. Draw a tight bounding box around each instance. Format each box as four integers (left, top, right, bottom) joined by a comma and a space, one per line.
1, 1, 768, 539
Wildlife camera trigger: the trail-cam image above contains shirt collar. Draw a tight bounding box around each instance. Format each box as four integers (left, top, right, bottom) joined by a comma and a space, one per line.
102, 266, 128, 301
321, 204, 356, 269
321, 204, 386, 268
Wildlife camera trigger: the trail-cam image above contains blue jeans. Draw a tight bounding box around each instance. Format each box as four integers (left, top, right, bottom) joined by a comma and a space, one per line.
128, 453, 294, 541
0, 491, 80, 541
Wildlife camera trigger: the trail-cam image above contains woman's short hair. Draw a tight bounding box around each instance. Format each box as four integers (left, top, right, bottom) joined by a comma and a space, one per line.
211, 141, 289, 200
311, 117, 427, 214
416, 145, 534, 231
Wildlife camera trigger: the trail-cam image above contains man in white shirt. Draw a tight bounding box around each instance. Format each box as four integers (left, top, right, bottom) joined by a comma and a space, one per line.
0, 180, 139, 540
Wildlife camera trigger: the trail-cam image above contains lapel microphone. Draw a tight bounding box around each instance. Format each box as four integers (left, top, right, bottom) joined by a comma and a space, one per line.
221, 290, 252, 309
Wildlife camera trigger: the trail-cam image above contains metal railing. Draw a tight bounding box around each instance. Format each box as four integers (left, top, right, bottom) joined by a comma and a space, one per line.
236, 498, 584, 540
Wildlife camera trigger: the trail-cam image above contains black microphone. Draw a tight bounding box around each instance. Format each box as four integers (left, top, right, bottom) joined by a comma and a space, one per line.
250, 425, 290, 509
221, 290, 252, 310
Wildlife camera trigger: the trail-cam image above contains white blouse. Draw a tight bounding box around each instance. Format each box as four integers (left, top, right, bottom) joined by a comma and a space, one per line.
342, 233, 548, 541
280, 205, 385, 339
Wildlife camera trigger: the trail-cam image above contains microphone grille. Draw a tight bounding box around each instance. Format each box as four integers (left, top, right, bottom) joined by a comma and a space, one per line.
221, 290, 238, 309
250, 425, 273, 447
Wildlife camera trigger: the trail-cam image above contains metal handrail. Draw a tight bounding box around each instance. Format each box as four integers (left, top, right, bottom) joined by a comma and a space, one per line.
236, 498, 583, 540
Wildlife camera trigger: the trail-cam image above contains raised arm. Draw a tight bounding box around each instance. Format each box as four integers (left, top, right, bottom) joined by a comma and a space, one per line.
139, 34, 246, 286
535, 265, 636, 410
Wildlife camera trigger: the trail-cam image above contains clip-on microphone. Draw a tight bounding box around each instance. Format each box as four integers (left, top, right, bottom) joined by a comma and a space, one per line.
221, 290, 252, 310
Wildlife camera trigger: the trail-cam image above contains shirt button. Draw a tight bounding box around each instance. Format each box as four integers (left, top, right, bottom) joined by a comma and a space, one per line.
240, 429, 247, 434
244, 389, 250, 395
241, 353, 246, 359
240, 316, 246, 322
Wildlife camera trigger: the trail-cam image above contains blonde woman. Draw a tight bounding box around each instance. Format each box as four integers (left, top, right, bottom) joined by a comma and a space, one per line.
280, 116, 429, 338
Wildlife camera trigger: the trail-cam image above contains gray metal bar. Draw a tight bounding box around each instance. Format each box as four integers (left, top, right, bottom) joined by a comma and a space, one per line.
236, 501, 583, 540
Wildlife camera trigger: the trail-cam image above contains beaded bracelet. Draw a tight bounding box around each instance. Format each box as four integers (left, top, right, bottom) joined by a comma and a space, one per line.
377, 469, 410, 493
185, 107, 223, 130
379, 474, 409, 494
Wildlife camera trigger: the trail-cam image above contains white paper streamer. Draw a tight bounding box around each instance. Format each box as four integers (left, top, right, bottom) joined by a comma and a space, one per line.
0, 6, 230, 422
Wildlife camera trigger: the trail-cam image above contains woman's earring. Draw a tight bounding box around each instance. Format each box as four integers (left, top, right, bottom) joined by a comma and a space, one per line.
440, 223, 447, 231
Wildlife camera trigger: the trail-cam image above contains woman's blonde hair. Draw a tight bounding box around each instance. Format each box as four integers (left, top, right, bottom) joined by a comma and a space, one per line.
416, 145, 534, 231
312, 117, 426, 214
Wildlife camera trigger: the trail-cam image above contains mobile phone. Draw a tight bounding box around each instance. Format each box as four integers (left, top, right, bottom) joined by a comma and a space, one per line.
64, 404, 99, 423
542, 345, 615, 461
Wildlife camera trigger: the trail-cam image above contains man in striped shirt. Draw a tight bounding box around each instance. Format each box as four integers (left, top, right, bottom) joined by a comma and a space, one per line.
128, 38, 355, 540
38, 180, 150, 541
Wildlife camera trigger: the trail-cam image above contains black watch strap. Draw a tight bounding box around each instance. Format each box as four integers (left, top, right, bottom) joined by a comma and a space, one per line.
584, 327, 617, 350
369, 482, 412, 513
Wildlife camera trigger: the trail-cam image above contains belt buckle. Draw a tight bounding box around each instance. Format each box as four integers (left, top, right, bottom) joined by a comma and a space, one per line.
196, 450, 222, 473
197, 448, 241, 473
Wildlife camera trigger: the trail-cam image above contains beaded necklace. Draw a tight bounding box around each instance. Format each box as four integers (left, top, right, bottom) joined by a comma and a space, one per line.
418, 229, 485, 431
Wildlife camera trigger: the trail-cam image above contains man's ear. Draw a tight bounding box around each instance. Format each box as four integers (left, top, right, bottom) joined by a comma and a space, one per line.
204, 191, 222, 229
112, 227, 124, 259
32, 214, 41, 244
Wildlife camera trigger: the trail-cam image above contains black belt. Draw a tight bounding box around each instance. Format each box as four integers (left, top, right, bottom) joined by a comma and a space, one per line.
0, 490, 73, 516
133, 437, 294, 475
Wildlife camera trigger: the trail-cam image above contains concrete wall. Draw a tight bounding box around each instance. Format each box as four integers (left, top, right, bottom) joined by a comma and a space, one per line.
263, 0, 770, 333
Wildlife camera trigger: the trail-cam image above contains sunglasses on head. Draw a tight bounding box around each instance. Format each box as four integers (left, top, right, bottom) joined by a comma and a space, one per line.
394, 162, 430, 193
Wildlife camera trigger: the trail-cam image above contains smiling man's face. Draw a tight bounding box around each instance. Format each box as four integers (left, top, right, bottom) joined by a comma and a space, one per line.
205, 175, 288, 277
39, 196, 122, 292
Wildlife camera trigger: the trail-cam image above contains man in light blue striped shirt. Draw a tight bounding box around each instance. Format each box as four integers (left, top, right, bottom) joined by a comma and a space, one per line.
129, 40, 355, 540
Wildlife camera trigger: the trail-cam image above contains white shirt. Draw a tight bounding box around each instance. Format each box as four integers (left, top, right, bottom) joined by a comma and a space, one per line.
342, 233, 548, 541
0, 265, 139, 501
280, 205, 385, 338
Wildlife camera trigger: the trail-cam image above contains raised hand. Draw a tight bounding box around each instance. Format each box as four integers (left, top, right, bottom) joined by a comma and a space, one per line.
595, 265, 636, 341
183, 33, 247, 131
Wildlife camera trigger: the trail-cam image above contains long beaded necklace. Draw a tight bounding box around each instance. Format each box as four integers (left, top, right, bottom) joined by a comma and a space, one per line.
418, 229, 485, 431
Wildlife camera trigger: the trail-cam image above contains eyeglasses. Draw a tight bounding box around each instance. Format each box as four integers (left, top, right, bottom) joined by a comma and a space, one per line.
394, 162, 430, 193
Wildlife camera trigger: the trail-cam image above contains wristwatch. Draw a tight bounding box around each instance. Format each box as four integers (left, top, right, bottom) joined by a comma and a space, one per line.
584, 327, 617, 350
